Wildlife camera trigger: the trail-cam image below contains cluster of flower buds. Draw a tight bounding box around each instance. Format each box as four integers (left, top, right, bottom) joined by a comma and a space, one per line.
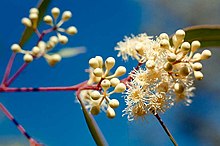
80, 56, 127, 118
161, 30, 211, 81
116, 29, 212, 121
11, 7, 77, 66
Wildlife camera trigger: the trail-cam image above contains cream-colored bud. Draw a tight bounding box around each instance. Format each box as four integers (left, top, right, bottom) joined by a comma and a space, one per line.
167, 53, 177, 62
50, 36, 59, 44
201, 50, 211, 60
174, 82, 185, 93
23, 54, 33, 63
66, 26, 77, 35
110, 78, 120, 87
181, 42, 190, 52
29, 8, 39, 14
38, 41, 46, 50
191, 41, 200, 53
135, 43, 144, 55
114, 83, 126, 93
175, 29, 185, 40
179, 66, 190, 76
159, 33, 169, 40
160, 39, 170, 49
51, 7, 60, 19
93, 68, 103, 77
146, 60, 155, 69
157, 82, 168, 93
192, 62, 202, 71
194, 71, 203, 80
90, 91, 101, 100
58, 35, 68, 44
105, 57, 115, 71
95, 56, 103, 68
46, 54, 62, 66
113, 66, 126, 77
106, 107, 116, 119
62, 11, 72, 21
192, 53, 201, 60
109, 99, 119, 108
101, 79, 111, 90
21, 17, 32, 27
89, 58, 99, 69
29, 13, 38, 21
163, 62, 173, 72
43, 15, 53, 25
32, 46, 40, 56
11, 44, 22, 53
90, 105, 100, 115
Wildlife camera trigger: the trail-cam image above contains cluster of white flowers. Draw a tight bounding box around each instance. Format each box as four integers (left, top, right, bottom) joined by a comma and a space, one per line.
80, 56, 127, 118
115, 30, 211, 121
11, 7, 77, 66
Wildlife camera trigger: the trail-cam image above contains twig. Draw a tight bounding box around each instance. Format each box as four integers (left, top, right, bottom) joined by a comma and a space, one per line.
154, 113, 178, 146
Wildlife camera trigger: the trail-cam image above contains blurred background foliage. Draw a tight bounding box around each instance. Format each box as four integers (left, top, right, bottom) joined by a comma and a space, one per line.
0, 0, 219, 146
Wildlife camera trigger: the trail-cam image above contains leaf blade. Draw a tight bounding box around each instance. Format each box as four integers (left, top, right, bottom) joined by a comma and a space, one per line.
78, 98, 108, 146
183, 25, 220, 48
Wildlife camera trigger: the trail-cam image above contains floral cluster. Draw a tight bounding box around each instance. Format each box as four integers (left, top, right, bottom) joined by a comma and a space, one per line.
80, 56, 127, 118
115, 30, 211, 121
11, 7, 77, 66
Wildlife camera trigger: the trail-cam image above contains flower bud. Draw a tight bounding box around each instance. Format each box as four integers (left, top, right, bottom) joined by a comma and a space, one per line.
89, 58, 99, 69
23, 54, 33, 63
106, 107, 116, 119
191, 41, 200, 53
179, 66, 190, 76
90, 91, 101, 100
167, 53, 176, 62
146, 60, 155, 69
90, 105, 100, 115
43, 15, 53, 25
58, 35, 68, 44
95, 56, 103, 68
101, 79, 111, 90
51, 7, 60, 19
181, 42, 190, 52
109, 99, 119, 108
93, 68, 103, 77
29, 8, 39, 14
175, 29, 185, 41
192, 53, 201, 60
50, 36, 59, 44
21, 17, 32, 27
66, 26, 77, 35
160, 39, 170, 49
114, 83, 126, 93
201, 50, 211, 60
105, 57, 115, 71
192, 62, 202, 71
174, 82, 185, 93
46, 54, 62, 66
194, 71, 203, 80
157, 82, 168, 93
62, 11, 72, 21
163, 62, 173, 72
113, 66, 126, 77
159, 33, 169, 40
11, 44, 22, 53
110, 78, 120, 87
32, 46, 40, 56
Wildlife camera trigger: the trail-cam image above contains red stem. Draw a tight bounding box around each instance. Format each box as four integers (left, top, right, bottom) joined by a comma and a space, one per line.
1, 53, 16, 86
5, 63, 28, 87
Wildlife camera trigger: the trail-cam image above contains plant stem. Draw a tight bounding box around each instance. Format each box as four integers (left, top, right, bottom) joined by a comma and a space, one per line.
154, 113, 178, 146
1, 53, 16, 86
5, 63, 28, 87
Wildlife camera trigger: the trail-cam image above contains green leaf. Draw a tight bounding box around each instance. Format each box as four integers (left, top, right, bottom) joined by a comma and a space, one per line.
19, 0, 51, 47
184, 25, 220, 48
57, 46, 86, 58
78, 98, 108, 146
